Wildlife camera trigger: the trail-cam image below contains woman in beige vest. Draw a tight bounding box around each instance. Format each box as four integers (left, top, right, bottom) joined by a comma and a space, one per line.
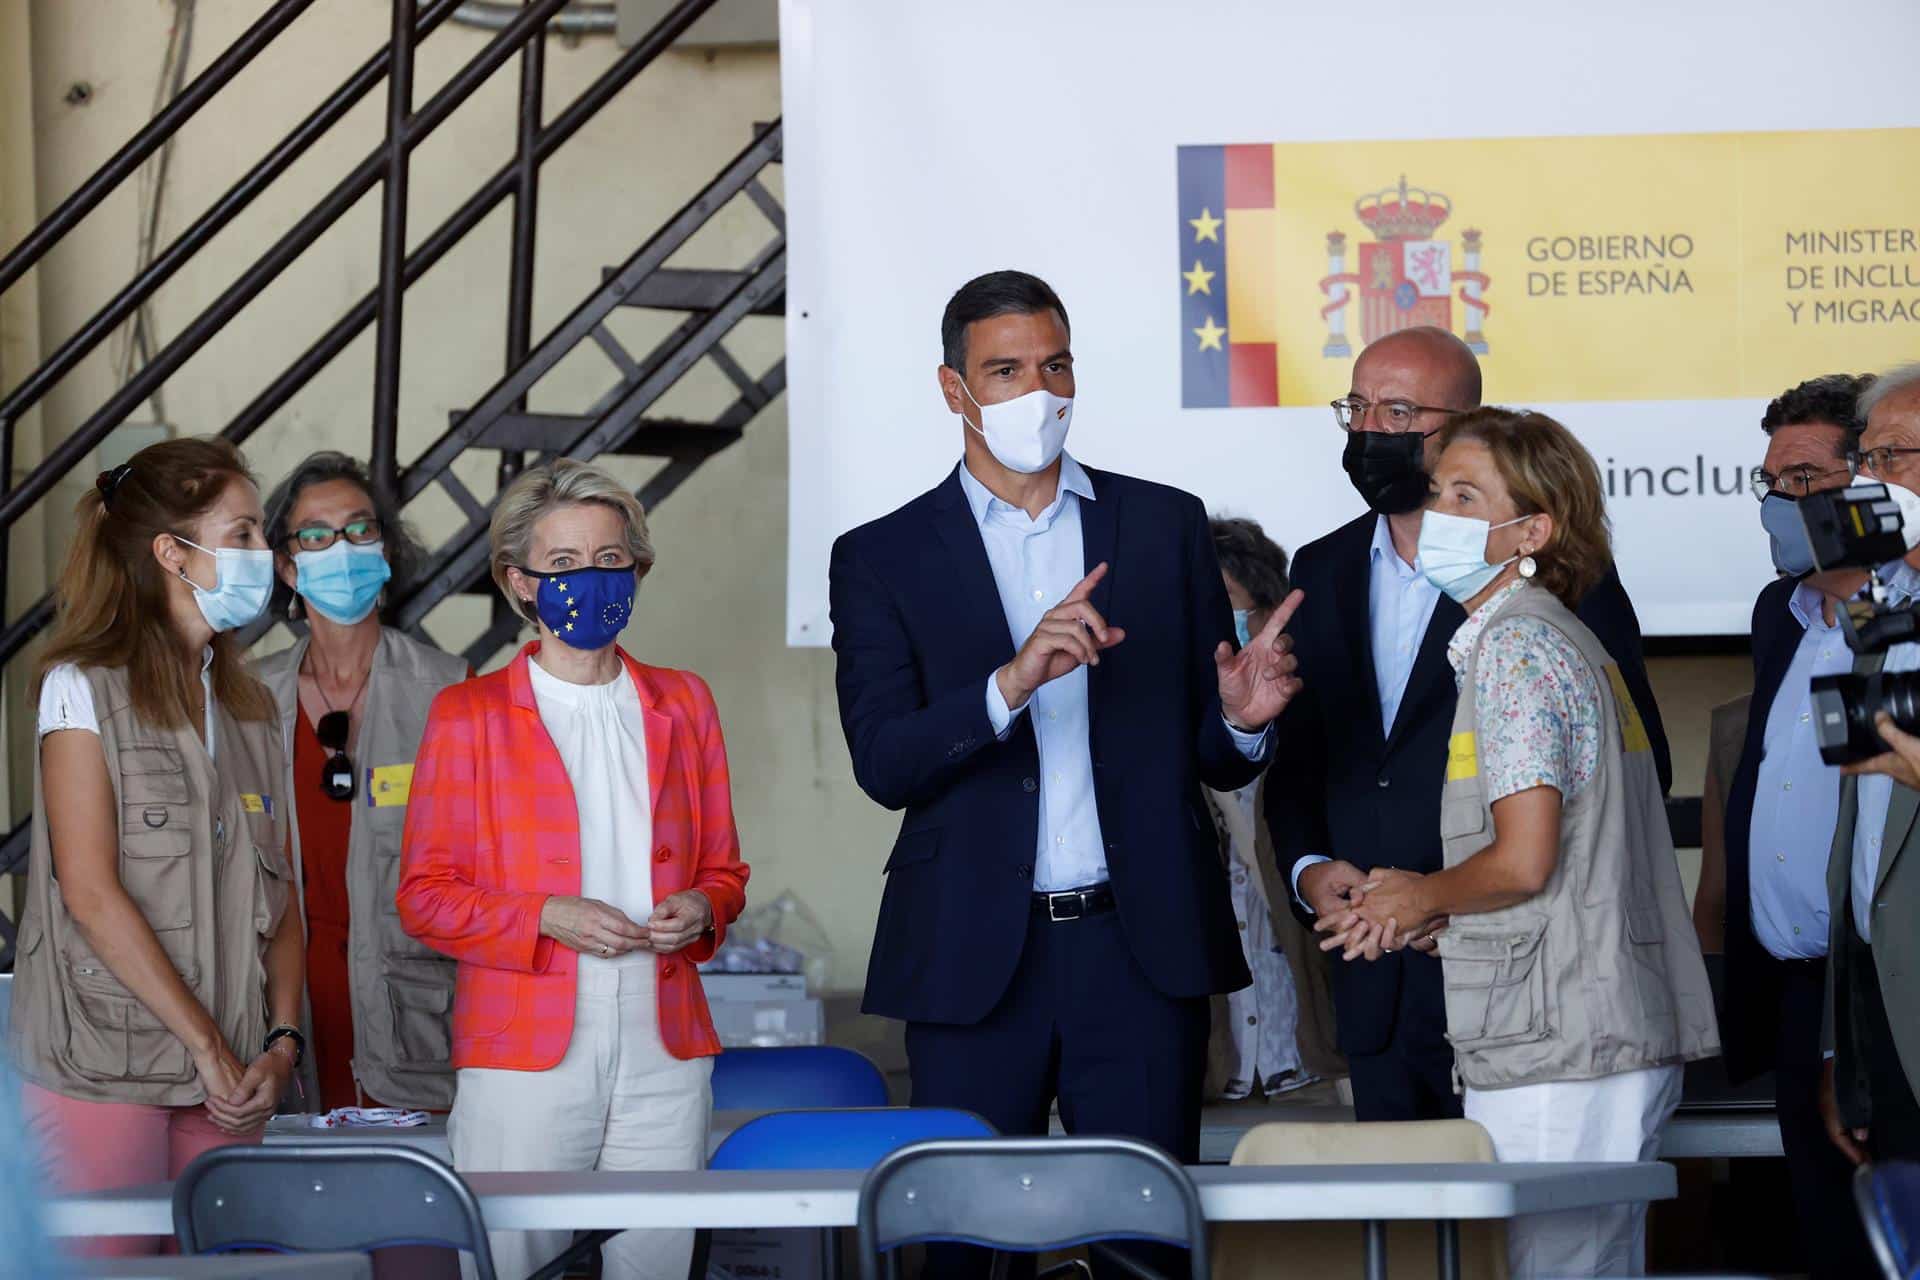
254, 453, 466, 1115
9, 438, 305, 1257
1322, 409, 1717, 1278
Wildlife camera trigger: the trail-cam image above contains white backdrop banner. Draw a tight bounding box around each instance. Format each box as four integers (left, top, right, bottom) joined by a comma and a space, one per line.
779, 0, 1920, 645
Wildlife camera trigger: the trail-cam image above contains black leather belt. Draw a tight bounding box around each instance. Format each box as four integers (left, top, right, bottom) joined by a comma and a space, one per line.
1032, 884, 1115, 922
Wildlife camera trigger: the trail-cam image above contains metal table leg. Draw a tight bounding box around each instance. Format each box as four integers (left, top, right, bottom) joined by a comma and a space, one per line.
1436, 1220, 1461, 1280
1363, 1221, 1387, 1280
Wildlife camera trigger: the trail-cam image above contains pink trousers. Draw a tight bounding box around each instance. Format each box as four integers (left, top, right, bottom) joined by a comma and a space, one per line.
21, 1081, 260, 1258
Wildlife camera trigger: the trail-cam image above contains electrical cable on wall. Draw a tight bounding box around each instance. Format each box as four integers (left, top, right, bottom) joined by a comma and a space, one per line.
117, 0, 197, 426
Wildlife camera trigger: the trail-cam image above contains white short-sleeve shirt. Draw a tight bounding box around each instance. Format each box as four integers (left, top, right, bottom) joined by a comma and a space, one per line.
38, 650, 218, 758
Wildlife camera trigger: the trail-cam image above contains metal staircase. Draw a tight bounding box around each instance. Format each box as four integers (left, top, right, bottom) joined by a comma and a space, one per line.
0, 0, 784, 963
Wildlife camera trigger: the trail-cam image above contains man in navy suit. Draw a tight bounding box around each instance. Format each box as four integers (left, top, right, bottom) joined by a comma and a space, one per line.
1713, 373, 1876, 1280
1266, 326, 1670, 1122
831, 271, 1302, 1171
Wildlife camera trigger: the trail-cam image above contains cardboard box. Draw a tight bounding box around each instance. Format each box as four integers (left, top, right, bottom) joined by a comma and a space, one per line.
701, 971, 808, 1002
708, 996, 826, 1048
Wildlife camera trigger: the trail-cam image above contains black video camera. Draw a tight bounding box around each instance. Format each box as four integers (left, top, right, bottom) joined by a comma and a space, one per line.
1799, 483, 1920, 763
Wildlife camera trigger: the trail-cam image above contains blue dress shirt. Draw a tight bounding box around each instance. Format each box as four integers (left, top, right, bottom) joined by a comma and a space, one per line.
1749, 583, 1850, 959
1367, 514, 1446, 732
1851, 562, 1920, 942
1292, 515, 1443, 907
962, 455, 1270, 892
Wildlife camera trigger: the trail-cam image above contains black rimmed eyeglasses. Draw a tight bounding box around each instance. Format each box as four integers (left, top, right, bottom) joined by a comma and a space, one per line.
287, 518, 383, 553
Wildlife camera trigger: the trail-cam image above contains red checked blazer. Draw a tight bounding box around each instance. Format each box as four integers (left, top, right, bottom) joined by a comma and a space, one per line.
398, 643, 750, 1070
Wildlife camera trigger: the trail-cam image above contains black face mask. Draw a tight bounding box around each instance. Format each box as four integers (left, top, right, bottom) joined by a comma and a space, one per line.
1341, 429, 1431, 515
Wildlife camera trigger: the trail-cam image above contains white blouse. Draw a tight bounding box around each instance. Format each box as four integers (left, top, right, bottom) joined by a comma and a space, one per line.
526, 657, 656, 967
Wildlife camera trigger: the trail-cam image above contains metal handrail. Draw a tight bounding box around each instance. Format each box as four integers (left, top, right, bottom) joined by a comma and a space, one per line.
0, 0, 725, 672
0, 0, 464, 445
0, 0, 320, 295
0, 0, 570, 541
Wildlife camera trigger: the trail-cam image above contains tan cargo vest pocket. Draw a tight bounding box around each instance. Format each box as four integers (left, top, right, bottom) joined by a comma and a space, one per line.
384, 955, 456, 1070
117, 746, 195, 931
1442, 922, 1552, 1050
1623, 904, 1674, 1024
251, 834, 291, 938
65, 958, 197, 1085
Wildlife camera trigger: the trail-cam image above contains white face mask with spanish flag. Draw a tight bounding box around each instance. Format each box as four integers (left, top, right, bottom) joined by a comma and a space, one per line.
957, 379, 1074, 475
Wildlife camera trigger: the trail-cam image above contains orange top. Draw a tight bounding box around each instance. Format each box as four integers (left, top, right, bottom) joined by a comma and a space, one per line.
397, 644, 750, 1070
293, 706, 362, 1109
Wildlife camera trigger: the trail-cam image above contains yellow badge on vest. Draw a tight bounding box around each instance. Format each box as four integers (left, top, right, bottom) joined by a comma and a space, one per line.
1447, 731, 1479, 782
240, 793, 272, 815
366, 763, 414, 809
1603, 665, 1653, 755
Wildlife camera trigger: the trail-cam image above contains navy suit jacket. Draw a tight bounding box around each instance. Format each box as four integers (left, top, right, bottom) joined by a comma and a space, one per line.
831, 463, 1261, 1025
1721, 575, 1811, 1082
1264, 511, 1671, 1057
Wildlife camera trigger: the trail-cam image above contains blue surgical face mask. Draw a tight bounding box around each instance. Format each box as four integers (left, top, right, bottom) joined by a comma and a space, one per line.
175, 537, 274, 632
520, 564, 636, 651
1232, 608, 1253, 648
1417, 510, 1531, 604
1759, 492, 1817, 578
295, 539, 392, 625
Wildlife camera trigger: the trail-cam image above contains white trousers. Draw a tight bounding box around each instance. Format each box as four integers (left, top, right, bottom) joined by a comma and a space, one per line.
449, 961, 714, 1280
1464, 1064, 1682, 1279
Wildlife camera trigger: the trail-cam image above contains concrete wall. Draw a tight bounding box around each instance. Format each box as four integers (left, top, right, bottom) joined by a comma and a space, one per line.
6, 1, 1750, 980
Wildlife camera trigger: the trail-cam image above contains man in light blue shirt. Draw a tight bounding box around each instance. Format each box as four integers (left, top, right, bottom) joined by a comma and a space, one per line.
962, 456, 1273, 891
1713, 372, 1876, 1280
831, 272, 1305, 1276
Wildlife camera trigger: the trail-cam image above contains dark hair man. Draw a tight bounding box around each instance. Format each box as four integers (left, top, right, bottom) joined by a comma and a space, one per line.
1698, 372, 1875, 1280
830, 271, 1301, 1253
1264, 325, 1669, 1122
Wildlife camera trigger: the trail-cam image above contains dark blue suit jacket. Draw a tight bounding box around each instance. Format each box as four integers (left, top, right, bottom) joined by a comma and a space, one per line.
831, 463, 1261, 1025
1264, 511, 1671, 1057
1721, 575, 1809, 1082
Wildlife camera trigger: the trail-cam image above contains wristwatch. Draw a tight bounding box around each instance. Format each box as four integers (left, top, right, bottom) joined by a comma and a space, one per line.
263, 1024, 306, 1069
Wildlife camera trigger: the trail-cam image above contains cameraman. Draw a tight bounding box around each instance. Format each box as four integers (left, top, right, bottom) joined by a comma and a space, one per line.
1825, 361, 1920, 1165
1709, 373, 1874, 1280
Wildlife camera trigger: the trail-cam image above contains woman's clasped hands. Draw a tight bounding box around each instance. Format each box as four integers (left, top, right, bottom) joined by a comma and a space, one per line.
1314, 867, 1449, 961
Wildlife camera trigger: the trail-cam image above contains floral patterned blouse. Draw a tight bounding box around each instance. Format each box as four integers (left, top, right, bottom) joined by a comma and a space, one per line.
1446, 580, 1603, 804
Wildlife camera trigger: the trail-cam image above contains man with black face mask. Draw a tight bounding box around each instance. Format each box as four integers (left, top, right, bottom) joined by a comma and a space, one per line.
1264, 326, 1670, 1121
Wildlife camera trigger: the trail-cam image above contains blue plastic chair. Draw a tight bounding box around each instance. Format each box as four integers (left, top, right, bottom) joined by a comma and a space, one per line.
1856, 1160, 1920, 1280
703, 1107, 996, 1280
709, 1045, 890, 1110
711, 1106, 996, 1169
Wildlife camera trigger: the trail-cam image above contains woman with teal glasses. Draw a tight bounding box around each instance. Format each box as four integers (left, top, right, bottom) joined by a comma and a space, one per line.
255, 453, 468, 1115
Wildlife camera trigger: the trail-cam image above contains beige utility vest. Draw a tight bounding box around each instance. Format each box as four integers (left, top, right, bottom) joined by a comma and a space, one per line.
1438, 585, 1718, 1090
9, 666, 291, 1106
254, 628, 466, 1109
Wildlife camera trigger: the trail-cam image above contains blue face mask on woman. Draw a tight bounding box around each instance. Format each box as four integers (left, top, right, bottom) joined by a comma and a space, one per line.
295, 540, 392, 625
175, 537, 275, 632
520, 564, 635, 650
1418, 510, 1532, 604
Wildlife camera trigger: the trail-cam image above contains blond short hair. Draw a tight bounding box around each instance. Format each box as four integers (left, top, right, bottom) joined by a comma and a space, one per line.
489, 459, 656, 624
1434, 407, 1612, 608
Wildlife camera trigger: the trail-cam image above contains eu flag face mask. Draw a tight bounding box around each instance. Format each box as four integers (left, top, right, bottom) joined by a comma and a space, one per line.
520, 564, 635, 651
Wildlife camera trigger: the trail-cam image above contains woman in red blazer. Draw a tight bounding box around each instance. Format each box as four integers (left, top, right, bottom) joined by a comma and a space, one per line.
399, 458, 748, 1280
